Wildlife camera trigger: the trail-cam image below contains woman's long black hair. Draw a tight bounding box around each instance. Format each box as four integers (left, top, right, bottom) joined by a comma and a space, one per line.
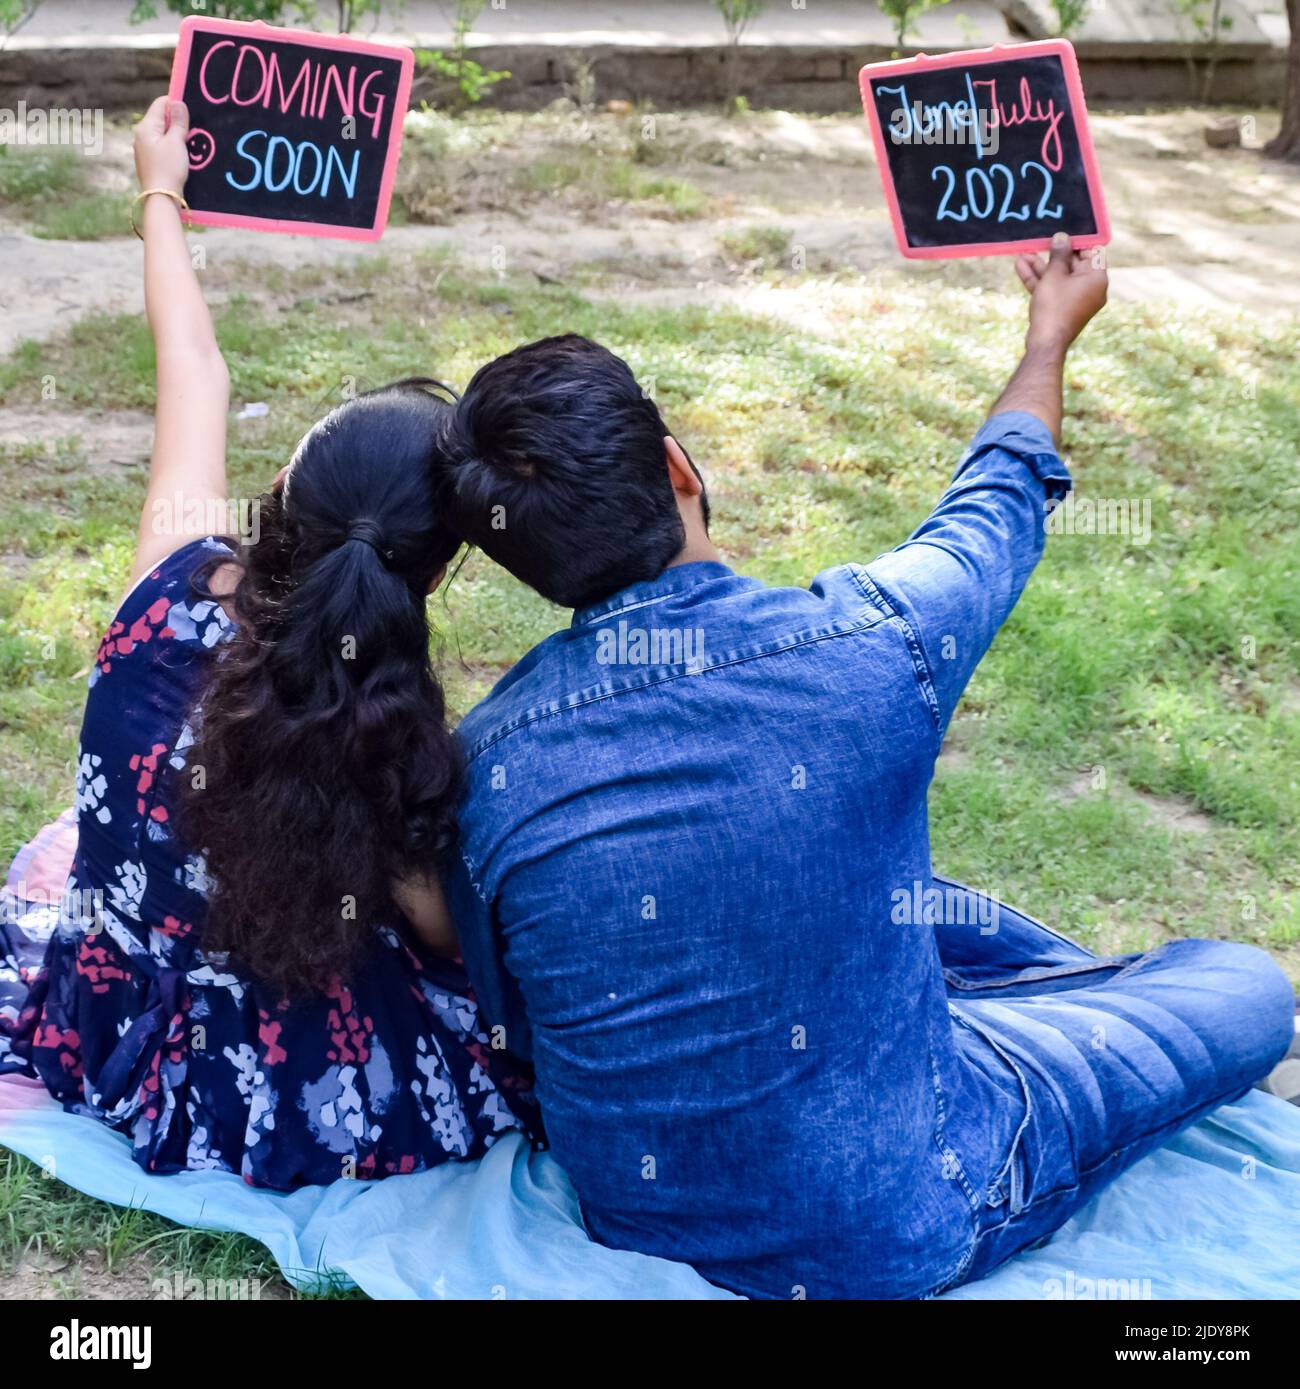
183, 380, 463, 995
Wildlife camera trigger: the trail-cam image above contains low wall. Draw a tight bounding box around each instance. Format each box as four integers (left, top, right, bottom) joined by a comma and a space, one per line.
0, 37, 1285, 115
467, 42, 1283, 109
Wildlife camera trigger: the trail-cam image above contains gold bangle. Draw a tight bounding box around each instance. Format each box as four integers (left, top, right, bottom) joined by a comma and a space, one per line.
130, 188, 190, 240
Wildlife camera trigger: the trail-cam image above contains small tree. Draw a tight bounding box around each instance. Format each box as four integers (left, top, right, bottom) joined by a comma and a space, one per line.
877, 0, 950, 51
0, 0, 41, 53
130, 1, 294, 21
715, 0, 764, 114
1049, 0, 1091, 39
1266, 0, 1300, 160
330, 0, 386, 32
1173, 0, 1233, 103
417, 0, 508, 111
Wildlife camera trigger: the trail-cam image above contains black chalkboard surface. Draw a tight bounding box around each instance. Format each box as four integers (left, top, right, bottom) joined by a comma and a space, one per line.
859, 40, 1109, 259
168, 17, 413, 241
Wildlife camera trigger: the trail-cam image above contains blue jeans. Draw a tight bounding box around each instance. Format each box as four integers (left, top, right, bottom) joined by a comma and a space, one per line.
931, 878, 1295, 1293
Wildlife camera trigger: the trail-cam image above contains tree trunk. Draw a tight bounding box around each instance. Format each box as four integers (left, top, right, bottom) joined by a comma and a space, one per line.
723, 35, 742, 113
1266, 0, 1300, 160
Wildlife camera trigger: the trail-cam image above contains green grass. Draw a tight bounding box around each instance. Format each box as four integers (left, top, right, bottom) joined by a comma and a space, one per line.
719, 224, 792, 267
389, 106, 712, 225
3, 261, 1298, 939
30, 196, 128, 241
0, 147, 87, 202
0, 1147, 365, 1298
0, 147, 126, 241
2, 246, 1299, 1294
512, 153, 708, 218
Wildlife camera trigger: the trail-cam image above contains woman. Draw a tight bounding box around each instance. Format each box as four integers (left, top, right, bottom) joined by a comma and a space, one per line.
0, 97, 536, 1187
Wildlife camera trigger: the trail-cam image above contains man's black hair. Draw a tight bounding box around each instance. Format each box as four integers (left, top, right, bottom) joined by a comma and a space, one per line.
439, 334, 705, 609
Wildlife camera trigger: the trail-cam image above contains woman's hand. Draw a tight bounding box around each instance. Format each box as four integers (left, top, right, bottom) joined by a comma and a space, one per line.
133, 95, 191, 196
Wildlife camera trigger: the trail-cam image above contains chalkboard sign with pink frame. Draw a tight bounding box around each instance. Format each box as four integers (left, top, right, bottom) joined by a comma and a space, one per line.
859, 39, 1110, 260
168, 16, 413, 242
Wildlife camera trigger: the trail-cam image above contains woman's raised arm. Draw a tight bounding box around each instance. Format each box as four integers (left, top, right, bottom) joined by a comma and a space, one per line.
127, 96, 230, 589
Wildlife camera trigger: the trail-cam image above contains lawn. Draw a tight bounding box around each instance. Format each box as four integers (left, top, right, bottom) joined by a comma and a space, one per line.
1, 109, 1298, 1297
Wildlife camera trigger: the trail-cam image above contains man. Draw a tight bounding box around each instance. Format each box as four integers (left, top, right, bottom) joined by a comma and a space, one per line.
438, 236, 1293, 1298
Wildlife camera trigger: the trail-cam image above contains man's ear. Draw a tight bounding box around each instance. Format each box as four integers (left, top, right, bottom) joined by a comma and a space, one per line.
664, 436, 702, 497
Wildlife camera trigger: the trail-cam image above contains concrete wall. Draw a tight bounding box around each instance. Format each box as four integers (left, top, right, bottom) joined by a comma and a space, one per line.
0, 37, 1285, 115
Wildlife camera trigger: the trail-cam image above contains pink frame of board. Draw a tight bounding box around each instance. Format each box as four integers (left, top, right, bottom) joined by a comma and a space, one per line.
858, 38, 1110, 260
168, 15, 414, 242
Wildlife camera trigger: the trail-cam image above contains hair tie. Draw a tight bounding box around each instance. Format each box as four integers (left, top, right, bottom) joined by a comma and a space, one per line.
346, 520, 394, 565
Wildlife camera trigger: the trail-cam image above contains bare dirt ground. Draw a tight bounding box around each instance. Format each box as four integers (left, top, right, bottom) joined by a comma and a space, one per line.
0, 1250, 164, 1301
2, 107, 1298, 362
0, 1249, 291, 1300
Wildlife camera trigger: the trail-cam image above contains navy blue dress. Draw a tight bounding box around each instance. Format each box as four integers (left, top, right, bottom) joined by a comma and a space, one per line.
0, 537, 537, 1188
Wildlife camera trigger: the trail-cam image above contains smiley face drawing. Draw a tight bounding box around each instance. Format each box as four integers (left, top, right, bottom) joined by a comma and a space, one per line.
186, 128, 216, 173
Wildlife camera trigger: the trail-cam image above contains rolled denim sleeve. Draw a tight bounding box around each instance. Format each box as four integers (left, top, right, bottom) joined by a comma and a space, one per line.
863, 410, 1071, 736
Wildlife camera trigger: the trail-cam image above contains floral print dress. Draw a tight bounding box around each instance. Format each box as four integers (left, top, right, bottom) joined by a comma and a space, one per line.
0, 537, 537, 1188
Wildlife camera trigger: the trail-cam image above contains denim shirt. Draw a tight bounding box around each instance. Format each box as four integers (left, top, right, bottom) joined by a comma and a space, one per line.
447, 411, 1071, 1299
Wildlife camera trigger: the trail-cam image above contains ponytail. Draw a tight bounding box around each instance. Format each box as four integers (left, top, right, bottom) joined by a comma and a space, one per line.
183, 383, 463, 994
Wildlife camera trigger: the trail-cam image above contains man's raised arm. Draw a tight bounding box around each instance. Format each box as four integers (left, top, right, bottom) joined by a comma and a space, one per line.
863, 234, 1109, 737
994, 232, 1110, 444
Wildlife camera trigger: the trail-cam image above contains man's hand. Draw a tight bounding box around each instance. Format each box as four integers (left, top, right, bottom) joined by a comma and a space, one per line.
1015, 232, 1108, 353
991, 234, 1107, 443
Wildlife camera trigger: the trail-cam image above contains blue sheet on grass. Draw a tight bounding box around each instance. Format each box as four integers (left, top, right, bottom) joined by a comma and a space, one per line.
2, 1076, 1298, 1299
